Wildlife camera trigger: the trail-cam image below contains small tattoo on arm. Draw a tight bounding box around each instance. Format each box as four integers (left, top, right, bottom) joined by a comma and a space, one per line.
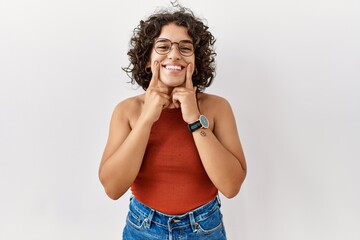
200, 130, 206, 137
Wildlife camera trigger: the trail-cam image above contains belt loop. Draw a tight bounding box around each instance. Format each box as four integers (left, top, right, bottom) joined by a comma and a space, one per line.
189, 212, 198, 232
144, 209, 154, 228
217, 194, 222, 207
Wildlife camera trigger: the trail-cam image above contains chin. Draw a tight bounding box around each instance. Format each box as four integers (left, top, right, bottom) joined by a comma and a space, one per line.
160, 75, 185, 87
164, 80, 185, 87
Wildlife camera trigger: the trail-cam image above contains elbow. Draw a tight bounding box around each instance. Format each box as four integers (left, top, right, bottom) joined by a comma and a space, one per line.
221, 174, 246, 199
101, 182, 125, 200
99, 172, 125, 200
221, 186, 240, 199
104, 188, 122, 200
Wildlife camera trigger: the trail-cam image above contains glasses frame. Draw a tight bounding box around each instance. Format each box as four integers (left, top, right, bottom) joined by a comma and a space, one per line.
153, 38, 195, 57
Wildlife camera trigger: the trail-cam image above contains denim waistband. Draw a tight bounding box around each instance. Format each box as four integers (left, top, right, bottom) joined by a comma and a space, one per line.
129, 196, 221, 231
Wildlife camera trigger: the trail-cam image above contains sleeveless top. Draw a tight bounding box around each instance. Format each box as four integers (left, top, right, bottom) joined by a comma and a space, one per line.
131, 108, 218, 214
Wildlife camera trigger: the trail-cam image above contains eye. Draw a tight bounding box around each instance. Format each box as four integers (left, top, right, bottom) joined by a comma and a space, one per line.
157, 44, 170, 49
155, 44, 171, 52
180, 46, 192, 51
179, 44, 194, 53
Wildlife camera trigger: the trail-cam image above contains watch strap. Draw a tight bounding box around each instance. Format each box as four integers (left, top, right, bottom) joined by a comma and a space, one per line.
187, 120, 202, 132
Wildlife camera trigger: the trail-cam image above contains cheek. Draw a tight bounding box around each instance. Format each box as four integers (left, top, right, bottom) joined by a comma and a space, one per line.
185, 58, 196, 71
186, 56, 196, 65
149, 52, 165, 67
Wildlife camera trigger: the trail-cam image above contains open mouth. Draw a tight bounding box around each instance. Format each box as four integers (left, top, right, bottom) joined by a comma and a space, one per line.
163, 65, 184, 71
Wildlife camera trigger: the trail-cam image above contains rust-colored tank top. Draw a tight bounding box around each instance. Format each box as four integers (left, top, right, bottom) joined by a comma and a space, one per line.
131, 108, 218, 214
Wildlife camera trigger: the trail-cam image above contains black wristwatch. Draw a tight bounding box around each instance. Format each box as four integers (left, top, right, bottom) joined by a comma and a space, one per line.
187, 115, 209, 132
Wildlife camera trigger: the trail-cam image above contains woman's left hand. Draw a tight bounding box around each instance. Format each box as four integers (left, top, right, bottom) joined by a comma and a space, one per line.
171, 63, 200, 124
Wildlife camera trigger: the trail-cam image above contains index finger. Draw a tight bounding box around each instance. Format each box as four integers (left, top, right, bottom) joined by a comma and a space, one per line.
185, 63, 194, 89
148, 61, 160, 88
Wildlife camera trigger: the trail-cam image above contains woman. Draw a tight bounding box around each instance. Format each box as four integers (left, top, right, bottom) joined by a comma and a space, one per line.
99, 3, 247, 239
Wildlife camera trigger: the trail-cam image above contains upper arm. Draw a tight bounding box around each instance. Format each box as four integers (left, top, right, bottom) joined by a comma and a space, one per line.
212, 98, 247, 171
99, 101, 132, 171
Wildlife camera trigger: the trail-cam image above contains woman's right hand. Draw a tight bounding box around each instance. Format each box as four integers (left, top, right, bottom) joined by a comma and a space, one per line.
141, 61, 170, 124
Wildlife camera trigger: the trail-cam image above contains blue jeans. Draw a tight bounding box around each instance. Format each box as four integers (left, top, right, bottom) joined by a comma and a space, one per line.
122, 196, 227, 240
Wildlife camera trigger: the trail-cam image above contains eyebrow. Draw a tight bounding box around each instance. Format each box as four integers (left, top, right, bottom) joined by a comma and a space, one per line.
156, 38, 193, 44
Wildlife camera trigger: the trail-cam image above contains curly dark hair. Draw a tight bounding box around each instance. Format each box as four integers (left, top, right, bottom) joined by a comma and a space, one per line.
122, 2, 216, 91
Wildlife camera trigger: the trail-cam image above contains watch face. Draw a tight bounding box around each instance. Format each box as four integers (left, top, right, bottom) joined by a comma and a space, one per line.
199, 115, 209, 128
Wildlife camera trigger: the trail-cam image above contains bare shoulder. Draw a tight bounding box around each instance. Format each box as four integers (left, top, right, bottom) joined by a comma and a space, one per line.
198, 92, 232, 113
197, 92, 235, 130
113, 93, 144, 113
112, 94, 144, 125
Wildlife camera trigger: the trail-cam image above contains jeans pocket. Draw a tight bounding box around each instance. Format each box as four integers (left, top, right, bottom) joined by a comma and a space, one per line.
197, 207, 224, 234
126, 209, 145, 230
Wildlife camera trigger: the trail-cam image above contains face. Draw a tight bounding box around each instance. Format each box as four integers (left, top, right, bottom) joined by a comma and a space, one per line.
149, 23, 195, 88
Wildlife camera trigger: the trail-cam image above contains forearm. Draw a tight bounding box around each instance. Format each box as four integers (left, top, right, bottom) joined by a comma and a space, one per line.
192, 128, 246, 198
99, 119, 152, 200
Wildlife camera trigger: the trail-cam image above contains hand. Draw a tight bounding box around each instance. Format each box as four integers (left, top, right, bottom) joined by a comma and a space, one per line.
141, 61, 171, 123
172, 63, 200, 123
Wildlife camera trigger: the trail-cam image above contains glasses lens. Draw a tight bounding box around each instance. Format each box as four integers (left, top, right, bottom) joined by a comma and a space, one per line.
155, 39, 171, 55
178, 41, 194, 56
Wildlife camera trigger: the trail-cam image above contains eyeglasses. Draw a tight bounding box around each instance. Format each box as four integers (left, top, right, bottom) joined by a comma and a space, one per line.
154, 38, 195, 57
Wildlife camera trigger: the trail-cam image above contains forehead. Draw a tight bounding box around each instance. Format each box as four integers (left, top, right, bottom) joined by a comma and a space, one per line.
157, 23, 192, 42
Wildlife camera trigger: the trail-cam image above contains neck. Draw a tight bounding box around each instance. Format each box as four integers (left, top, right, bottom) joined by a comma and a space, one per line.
165, 87, 175, 95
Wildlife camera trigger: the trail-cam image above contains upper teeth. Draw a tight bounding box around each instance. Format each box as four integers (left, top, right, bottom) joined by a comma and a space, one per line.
165, 65, 182, 70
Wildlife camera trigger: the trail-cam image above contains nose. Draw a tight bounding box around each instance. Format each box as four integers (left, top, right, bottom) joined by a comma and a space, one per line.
167, 44, 181, 59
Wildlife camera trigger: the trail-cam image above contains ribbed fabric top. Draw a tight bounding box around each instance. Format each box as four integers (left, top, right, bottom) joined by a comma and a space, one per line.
131, 108, 218, 215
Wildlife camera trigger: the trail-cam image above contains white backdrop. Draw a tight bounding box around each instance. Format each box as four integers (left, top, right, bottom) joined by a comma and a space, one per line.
1, 0, 359, 239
